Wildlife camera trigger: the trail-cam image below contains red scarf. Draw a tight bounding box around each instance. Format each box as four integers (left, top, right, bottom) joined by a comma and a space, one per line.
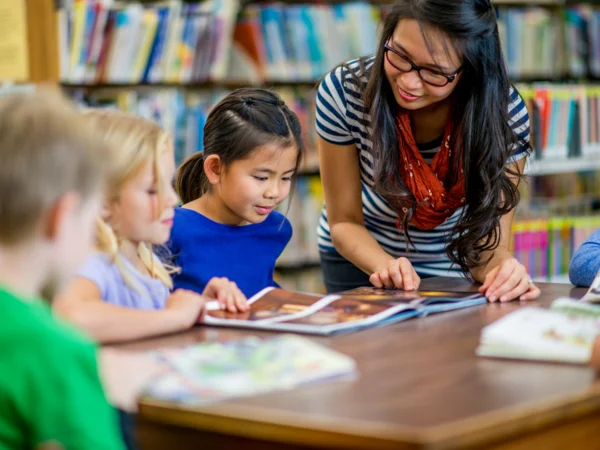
387, 112, 466, 231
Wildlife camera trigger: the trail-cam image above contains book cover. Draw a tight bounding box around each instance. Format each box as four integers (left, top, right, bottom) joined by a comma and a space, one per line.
477, 307, 599, 364
145, 334, 357, 404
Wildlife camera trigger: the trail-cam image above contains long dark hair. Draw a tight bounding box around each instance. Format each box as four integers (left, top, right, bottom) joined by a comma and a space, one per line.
176, 88, 304, 204
355, 0, 528, 279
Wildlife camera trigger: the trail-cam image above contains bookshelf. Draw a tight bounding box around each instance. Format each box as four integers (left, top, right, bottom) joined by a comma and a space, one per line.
8, 0, 600, 289
525, 156, 600, 176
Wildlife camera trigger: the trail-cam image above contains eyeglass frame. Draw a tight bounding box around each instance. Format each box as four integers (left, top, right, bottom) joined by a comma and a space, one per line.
383, 41, 463, 87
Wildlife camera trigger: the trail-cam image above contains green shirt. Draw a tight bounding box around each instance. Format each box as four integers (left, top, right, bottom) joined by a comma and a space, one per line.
0, 286, 125, 449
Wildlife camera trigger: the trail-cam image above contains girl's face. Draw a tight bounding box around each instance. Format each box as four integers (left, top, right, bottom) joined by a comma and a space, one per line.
216, 143, 298, 226
384, 19, 463, 111
108, 149, 178, 245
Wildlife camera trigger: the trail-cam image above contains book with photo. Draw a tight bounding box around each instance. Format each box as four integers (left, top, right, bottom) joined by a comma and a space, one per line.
476, 307, 600, 364
145, 334, 357, 404
203, 286, 487, 335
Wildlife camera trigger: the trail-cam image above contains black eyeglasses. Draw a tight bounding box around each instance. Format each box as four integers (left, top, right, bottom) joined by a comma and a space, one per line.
384, 42, 463, 87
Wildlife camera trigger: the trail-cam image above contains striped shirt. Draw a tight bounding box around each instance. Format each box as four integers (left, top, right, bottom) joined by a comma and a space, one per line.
315, 58, 531, 278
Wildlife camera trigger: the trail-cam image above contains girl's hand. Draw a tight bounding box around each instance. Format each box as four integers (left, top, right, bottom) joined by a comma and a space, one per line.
370, 257, 421, 290
165, 289, 206, 328
203, 277, 248, 313
479, 258, 540, 302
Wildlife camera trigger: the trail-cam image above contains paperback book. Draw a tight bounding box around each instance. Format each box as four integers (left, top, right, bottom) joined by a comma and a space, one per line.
145, 334, 357, 404
477, 271, 600, 364
203, 286, 487, 335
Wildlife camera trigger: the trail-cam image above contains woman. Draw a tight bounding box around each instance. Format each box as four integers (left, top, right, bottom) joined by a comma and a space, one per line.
316, 0, 540, 302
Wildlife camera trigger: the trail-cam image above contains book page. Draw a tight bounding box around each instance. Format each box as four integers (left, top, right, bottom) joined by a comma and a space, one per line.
342, 286, 482, 305
204, 288, 325, 323
282, 296, 413, 328
478, 307, 600, 363
0, 0, 29, 81
582, 269, 600, 303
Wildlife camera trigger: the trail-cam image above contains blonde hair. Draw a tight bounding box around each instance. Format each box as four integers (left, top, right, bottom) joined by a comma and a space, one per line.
0, 90, 110, 245
83, 108, 174, 290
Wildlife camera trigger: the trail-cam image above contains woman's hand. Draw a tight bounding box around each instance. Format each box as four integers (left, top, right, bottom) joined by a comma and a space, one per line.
203, 277, 248, 313
370, 257, 421, 290
479, 258, 540, 302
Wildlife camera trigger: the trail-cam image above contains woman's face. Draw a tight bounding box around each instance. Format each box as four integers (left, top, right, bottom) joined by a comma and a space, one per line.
384, 19, 463, 111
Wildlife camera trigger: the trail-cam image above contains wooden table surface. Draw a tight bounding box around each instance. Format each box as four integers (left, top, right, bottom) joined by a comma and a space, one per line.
117, 278, 600, 450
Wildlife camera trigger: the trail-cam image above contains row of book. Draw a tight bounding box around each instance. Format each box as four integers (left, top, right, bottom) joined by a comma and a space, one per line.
60, 0, 240, 84
517, 84, 600, 160
59, 1, 600, 85
69, 82, 600, 172
58, 0, 380, 84
70, 86, 319, 170
512, 215, 600, 281
498, 7, 600, 79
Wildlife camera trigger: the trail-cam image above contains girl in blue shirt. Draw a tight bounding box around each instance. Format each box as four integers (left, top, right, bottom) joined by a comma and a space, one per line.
169, 88, 304, 298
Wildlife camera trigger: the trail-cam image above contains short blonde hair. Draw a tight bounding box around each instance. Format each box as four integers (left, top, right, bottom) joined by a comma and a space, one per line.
0, 90, 109, 245
83, 109, 174, 290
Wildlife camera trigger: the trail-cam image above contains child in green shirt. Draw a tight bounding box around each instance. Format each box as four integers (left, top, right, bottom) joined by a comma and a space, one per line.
0, 91, 124, 449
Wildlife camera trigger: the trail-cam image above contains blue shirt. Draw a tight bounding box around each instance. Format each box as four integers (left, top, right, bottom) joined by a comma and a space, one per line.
168, 208, 293, 298
569, 229, 600, 287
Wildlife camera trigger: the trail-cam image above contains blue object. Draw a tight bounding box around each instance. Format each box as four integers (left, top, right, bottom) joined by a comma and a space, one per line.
569, 229, 600, 287
168, 208, 293, 298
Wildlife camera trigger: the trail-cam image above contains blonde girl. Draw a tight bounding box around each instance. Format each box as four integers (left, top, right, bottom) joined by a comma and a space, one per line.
54, 109, 246, 343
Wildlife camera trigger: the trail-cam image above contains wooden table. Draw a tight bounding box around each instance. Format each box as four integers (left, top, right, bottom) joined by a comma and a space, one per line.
118, 278, 600, 450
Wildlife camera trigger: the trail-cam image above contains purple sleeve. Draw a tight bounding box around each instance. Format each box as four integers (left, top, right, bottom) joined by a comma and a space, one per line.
76, 254, 111, 298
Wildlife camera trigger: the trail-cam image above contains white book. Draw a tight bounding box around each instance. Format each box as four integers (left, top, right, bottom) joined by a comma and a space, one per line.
477, 307, 600, 364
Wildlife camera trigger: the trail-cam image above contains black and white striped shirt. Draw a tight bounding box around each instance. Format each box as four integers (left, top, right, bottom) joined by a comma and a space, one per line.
315, 58, 530, 277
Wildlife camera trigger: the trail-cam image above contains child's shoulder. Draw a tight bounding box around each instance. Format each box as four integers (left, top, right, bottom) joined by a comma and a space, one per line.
172, 207, 210, 230
263, 210, 293, 234
78, 252, 117, 280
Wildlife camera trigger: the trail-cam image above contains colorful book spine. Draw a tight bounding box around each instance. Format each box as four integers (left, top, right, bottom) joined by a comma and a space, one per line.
512, 216, 600, 281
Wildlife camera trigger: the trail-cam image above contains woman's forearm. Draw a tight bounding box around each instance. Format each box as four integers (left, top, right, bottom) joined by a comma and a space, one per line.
470, 247, 512, 283
330, 221, 396, 274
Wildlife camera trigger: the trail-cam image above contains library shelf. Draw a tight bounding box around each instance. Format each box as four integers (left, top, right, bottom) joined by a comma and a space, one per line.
525, 156, 600, 176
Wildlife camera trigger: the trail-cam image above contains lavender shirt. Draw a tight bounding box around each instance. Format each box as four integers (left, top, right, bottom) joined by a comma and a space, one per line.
77, 253, 169, 310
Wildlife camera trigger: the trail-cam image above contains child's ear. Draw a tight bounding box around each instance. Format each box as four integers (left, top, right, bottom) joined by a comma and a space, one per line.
44, 192, 81, 241
204, 155, 223, 185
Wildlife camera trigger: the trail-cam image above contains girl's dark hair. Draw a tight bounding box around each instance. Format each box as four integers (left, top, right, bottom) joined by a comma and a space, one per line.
354, 0, 529, 279
176, 88, 304, 204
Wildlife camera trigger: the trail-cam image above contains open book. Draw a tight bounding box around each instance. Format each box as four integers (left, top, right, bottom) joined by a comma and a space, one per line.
476, 307, 600, 364
203, 286, 487, 335
549, 269, 600, 317
145, 335, 356, 404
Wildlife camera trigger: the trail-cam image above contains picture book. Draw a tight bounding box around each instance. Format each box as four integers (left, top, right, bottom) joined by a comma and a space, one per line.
203, 286, 487, 335
581, 269, 600, 303
144, 334, 356, 404
547, 269, 600, 317
476, 307, 600, 364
